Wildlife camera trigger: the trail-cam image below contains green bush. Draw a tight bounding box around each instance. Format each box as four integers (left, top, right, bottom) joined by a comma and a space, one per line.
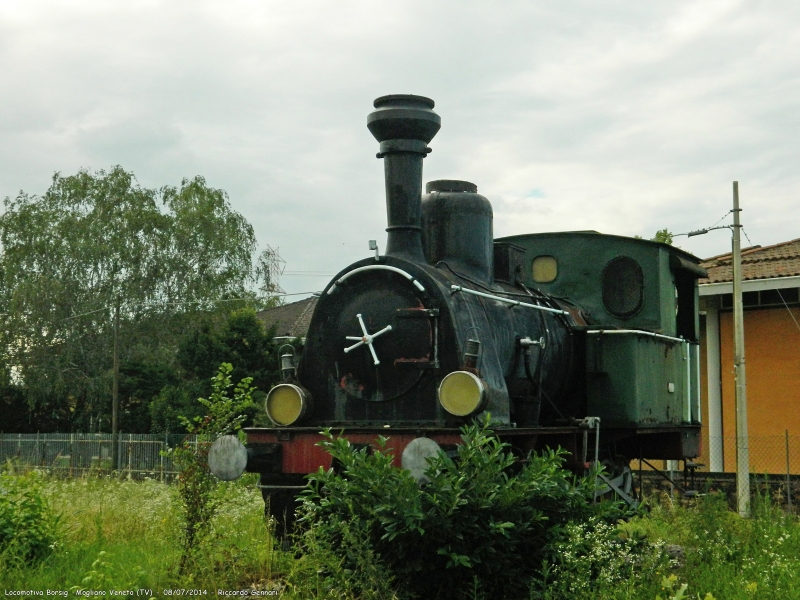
294, 417, 629, 600
171, 362, 255, 573
0, 470, 61, 563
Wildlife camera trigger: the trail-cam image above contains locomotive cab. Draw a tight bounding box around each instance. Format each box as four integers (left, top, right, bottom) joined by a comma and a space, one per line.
497, 231, 707, 456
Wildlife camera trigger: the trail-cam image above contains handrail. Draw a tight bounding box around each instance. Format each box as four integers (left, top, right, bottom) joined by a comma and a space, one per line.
449, 285, 569, 315
328, 265, 425, 294
586, 329, 684, 343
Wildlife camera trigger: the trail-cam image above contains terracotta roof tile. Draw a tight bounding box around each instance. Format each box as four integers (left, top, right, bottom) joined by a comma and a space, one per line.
257, 296, 318, 338
700, 238, 800, 283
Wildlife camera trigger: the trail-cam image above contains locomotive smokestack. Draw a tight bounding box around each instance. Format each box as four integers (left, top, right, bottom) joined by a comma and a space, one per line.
367, 95, 440, 261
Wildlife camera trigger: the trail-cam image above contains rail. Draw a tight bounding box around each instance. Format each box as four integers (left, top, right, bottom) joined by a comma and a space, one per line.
449, 285, 570, 315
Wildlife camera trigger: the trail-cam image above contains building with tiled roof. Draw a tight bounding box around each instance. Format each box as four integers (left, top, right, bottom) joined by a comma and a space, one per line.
700, 237, 800, 284
257, 296, 318, 340
698, 238, 800, 474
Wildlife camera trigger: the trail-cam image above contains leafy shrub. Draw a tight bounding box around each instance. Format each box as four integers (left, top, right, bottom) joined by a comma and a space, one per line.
171, 362, 255, 571
285, 517, 401, 600
0, 470, 60, 563
294, 417, 628, 600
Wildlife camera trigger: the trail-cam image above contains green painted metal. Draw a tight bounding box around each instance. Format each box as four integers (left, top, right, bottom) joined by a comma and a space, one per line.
497, 231, 706, 429
585, 332, 700, 426
496, 231, 704, 340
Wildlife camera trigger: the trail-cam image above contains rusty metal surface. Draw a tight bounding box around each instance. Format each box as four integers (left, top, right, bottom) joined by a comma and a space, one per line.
245, 429, 463, 474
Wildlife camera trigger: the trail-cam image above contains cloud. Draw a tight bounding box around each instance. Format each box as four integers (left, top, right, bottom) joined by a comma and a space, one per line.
1, 0, 799, 293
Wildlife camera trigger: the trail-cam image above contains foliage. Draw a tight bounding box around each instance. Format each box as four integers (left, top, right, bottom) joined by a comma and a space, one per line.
654, 574, 715, 600
532, 516, 669, 599
69, 550, 147, 594
117, 360, 179, 433
285, 518, 401, 600
652, 229, 675, 245
171, 363, 255, 572
0, 379, 28, 432
294, 417, 627, 600
149, 308, 279, 433
633, 229, 674, 245
623, 492, 800, 599
0, 167, 277, 432
150, 308, 280, 432
0, 469, 61, 564
0, 473, 278, 592
3, 470, 800, 597
149, 383, 203, 435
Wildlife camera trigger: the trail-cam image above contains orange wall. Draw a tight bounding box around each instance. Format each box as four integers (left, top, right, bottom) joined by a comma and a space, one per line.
718, 307, 800, 473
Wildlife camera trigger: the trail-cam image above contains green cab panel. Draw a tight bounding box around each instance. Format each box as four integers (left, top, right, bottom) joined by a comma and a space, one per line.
585, 331, 701, 427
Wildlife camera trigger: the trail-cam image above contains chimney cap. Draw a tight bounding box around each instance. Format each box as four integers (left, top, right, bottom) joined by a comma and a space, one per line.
373, 94, 435, 109
368, 94, 441, 144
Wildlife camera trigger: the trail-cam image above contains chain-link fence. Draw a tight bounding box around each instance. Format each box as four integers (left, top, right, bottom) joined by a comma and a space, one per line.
627, 432, 800, 512
698, 433, 800, 476
0, 433, 196, 481
4, 431, 799, 500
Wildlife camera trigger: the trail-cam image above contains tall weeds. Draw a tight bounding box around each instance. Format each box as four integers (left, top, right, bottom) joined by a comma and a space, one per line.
170, 362, 254, 571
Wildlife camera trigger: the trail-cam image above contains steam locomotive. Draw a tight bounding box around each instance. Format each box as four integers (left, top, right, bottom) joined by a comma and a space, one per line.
209, 94, 706, 519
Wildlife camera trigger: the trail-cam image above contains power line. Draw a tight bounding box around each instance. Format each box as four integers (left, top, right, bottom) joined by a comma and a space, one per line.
777, 289, 800, 333
675, 210, 735, 238
709, 209, 734, 229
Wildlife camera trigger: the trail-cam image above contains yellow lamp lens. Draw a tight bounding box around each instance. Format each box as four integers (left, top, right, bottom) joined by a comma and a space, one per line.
438, 371, 485, 417
266, 384, 307, 426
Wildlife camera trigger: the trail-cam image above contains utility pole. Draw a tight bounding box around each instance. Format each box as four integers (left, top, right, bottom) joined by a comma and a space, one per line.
685, 183, 750, 513
112, 297, 120, 471
732, 181, 750, 517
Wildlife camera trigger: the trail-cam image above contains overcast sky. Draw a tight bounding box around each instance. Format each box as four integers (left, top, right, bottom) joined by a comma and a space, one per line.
1, 0, 798, 297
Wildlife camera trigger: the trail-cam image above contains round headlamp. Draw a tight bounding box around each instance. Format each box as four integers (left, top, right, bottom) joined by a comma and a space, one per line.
265, 383, 311, 426
437, 371, 485, 417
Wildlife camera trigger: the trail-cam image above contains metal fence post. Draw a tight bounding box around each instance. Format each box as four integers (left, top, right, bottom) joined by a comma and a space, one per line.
163, 433, 168, 483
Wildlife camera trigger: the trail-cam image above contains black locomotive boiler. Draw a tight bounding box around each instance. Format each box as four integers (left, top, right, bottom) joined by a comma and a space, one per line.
209, 94, 707, 516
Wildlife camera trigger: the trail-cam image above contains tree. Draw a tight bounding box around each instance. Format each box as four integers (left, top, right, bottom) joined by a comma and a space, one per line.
651, 228, 674, 245
151, 307, 280, 433
633, 229, 674, 245
0, 167, 275, 431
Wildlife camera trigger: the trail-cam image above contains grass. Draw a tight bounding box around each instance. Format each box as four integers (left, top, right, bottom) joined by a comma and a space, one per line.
0, 469, 283, 593
3, 471, 800, 599
621, 491, 800, 600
